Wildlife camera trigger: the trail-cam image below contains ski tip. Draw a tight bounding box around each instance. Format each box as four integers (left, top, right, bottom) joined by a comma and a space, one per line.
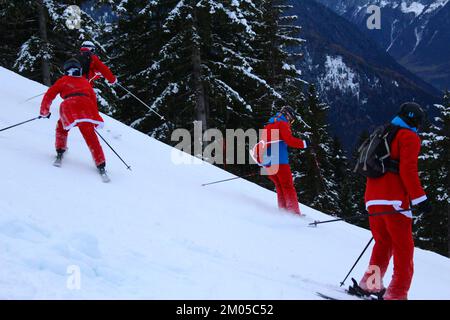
316, 292, 339, 300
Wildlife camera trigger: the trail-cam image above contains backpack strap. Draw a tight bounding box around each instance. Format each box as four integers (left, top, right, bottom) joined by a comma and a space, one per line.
383, 124, 401, 174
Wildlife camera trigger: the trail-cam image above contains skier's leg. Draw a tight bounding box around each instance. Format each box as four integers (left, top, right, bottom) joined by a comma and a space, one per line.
384, 212, 414, 300
267, 165, 287, 209
55, 119, 68, 152
268, 172, 287, 209
359, 205, 392, 292
277, 164, 300, 214
77, 122, 105, 167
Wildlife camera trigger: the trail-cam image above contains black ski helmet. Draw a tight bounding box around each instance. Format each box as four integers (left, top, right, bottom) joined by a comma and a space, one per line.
398, 102, 425, 128
280, 105, 297, 122
63, 58, 82, 77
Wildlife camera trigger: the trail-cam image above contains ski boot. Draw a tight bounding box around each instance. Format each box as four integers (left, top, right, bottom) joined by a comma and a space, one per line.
347, 278, 385, 300
97, 163, 110, 183
53, 149, 65, 167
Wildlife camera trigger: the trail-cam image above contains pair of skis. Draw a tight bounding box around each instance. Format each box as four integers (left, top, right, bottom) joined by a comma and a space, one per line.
53, 154, 110, 183
316, 291, 380, 301
316, 279, 385, 301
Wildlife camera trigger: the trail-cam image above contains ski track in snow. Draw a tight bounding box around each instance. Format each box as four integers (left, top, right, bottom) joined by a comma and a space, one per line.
0, 67, 450, 299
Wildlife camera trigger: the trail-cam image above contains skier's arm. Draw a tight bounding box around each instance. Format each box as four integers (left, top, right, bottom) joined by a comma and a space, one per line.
279, 121, 307, 149
398, 131, 426, 204
92, 55, 117, 84
40, 80, 61, 116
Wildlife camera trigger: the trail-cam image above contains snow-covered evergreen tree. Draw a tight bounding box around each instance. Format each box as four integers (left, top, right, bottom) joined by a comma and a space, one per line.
122, 1, 262, 143
251, 0, 305, 125
291, 84, 340, 213
337, 131, 369, 227
416, 92, 450, 256
1, 1, 103, 85
0, 1, 118, 113
104, 0, 168, 124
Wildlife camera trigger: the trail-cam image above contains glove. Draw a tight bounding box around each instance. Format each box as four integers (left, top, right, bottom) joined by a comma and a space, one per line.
414, 199, 432, 215
39, 112, 51, 119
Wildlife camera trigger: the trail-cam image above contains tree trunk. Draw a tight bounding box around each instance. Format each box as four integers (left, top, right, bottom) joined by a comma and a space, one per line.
37, 0, 51, 86
191, 8, 208, 131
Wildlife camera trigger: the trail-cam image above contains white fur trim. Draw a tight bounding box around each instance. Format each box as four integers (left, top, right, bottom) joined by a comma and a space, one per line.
63, 119, 104, 131
411, 195, 427, 206
366, 200, 412, 218
249, 141, 264, 167
249, 140, 283, 167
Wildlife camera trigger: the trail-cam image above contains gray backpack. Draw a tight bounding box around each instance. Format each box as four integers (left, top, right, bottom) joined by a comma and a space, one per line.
354, 124, 401, 178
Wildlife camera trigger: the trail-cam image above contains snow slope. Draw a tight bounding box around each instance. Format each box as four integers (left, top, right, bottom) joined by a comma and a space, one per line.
0, 67, 449, 300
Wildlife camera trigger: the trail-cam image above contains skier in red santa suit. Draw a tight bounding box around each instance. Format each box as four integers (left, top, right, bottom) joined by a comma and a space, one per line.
357, 102, 432, 300
79, 40, 117, 87
251, 106, 308, 215
77, 41, 117, 110
40, 58, 107, 175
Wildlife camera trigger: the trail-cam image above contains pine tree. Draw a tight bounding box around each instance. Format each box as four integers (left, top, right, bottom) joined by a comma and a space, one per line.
1, 1, 103, 85
120, 1, 266, 144
105, 0, 169, 124
290, 84, 340, 213
416, 91, 450, 256
251, 0, 305, 126
329, 136, 352, 214
249, 0, 307, 189
338, 131, 369, 226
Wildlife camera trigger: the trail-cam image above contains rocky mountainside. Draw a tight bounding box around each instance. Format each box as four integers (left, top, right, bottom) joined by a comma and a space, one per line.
288, 0, 442, 150
314, 0, 450, 91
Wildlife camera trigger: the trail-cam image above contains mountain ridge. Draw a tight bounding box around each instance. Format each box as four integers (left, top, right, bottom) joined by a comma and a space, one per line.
314, 0, 450, 91
289, 0, 441, 150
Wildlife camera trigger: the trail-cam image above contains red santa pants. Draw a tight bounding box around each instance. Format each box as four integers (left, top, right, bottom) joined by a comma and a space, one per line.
266, 164, 301, 214
55, 119, 105, 166
362, 205, 414, 300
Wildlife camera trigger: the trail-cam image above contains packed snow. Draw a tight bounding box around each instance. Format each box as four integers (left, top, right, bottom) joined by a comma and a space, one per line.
0, 67, 450, 299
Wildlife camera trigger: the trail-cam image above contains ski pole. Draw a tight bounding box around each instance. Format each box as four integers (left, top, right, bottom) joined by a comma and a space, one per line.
309, 208, 415, 227
0, 116, 44, 133
95, 129, 132, 171
20, 92, 45, 104
202, 171, 259, 187
309, 144, 328, 192
116, 83, 165, 120
340, 237, 374, 287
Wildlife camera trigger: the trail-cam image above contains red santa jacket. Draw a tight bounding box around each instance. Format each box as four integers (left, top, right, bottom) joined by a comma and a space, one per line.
365, 128, 427, 218
40, 75, 104, 130
251, 113, 307, 166
80, 48, 116, 85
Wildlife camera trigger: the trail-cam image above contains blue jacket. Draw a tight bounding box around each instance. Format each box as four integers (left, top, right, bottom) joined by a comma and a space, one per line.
261, 113, 306, 165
